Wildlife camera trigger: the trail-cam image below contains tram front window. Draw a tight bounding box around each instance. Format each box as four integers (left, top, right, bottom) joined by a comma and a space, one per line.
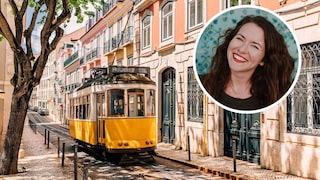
128, 89, 144, 117
108, 89, 124, 116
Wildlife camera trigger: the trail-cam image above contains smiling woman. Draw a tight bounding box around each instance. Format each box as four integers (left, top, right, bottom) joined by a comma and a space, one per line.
194, 6, 301, 113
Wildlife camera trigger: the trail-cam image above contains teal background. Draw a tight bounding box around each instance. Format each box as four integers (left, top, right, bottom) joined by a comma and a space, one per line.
195, 6, 300, 76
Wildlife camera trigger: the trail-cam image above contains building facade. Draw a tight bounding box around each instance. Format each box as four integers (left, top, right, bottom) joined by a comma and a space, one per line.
261, 0, 320, 178
132, 0, 319, 179
56, 0, 320, 178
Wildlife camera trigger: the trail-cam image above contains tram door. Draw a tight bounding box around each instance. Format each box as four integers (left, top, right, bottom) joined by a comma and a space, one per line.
224, 110, 261, 164
161, 68, 176, 144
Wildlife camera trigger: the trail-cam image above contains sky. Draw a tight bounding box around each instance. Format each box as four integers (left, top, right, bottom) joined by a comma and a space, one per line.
26, 6, 88, 54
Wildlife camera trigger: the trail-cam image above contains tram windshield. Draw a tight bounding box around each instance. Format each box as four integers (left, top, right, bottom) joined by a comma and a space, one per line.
128, 89, 144, 117
108, 89, 124, 116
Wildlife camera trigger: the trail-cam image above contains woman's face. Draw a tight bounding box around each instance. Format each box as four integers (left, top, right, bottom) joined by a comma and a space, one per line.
227, 22, 266, 77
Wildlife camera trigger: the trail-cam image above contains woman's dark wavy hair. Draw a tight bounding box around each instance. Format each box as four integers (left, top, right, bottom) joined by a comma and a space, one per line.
202, 15, 294, 106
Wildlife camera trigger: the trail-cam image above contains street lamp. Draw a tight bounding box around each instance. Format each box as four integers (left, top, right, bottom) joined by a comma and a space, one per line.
0, 89, 4, 99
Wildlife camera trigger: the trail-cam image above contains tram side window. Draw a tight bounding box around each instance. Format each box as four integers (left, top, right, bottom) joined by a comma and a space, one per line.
108, 90, 124, 116
97, 93, 106, 116
70, 99, 74, 119
146, 90, 155, 116
128, 89, 144, 117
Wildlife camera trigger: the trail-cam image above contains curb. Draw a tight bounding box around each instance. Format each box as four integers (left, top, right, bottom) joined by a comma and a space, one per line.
154, 152, 249, 180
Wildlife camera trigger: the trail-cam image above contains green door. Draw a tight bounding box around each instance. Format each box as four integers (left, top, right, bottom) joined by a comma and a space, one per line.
224, 110, 261, 164
161, 68, 176, 144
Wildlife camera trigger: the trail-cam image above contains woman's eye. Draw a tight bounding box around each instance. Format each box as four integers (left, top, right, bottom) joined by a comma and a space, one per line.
252, 45, 260, 50
236, 37, 243, 41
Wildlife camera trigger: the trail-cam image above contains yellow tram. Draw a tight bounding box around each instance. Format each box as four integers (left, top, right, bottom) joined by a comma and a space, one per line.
68, 66, 156, 162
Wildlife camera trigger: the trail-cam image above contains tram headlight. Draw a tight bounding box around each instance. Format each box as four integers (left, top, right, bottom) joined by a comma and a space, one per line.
118, 142, 123, 146
124, 142, 129, 146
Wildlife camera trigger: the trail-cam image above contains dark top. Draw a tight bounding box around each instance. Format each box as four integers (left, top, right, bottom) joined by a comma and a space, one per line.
217, 92, 264, 110
198, 74, 265, 110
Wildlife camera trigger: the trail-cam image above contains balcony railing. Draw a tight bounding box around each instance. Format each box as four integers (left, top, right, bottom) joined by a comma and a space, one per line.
85, 48, 99, 62
102, 0, 116, 15
64, 51, 79, 67
123, 26, 134, 45
65, 83, 81, 92
104, 26, 134, 54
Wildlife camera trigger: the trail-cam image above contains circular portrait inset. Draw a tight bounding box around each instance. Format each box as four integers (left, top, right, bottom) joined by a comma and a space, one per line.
194, 5, 301, 114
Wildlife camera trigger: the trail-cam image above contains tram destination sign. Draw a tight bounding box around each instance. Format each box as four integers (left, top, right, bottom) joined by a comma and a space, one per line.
109, 66, 150, 77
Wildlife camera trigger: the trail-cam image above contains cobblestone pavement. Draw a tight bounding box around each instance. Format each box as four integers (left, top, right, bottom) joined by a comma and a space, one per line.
0, 118, 316, 180
0, 119, 77, 180
73, 151, 224, 179
155, 143, 314, 180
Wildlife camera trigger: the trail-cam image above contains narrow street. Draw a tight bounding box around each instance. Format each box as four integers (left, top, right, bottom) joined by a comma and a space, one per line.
28, 112, 223, 179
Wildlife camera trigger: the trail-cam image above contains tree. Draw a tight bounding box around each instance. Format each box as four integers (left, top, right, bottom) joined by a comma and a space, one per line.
0, 0, 102, 175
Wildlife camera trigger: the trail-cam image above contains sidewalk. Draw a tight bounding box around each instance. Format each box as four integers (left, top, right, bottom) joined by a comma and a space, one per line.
0, 119, 77, 180
155, 143, 312, 180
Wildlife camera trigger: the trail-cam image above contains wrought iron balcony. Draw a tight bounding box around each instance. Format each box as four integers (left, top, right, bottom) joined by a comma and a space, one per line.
103, 26, 134, 54
85, 48, 99, 62
64, 51, 79, 68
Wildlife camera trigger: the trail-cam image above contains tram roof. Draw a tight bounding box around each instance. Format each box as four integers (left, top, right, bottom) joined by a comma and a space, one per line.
77, 66, 155, 91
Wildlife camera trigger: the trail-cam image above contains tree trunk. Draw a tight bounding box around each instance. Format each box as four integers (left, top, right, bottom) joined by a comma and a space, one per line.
0, 90, 31, 174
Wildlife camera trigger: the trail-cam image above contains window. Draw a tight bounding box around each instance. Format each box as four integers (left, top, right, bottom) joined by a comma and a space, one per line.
187, 67, 203, 122
128, 89, 144, 117
142, 16, 151, 49
146, 89, 156, 116
96, 34, 100, 57
97, 93, 106, 116
161, 2, 173, 41
127, 55, 133, 66
287, 42, 320, 136
103, 29, 107, 54
117, 58, 123, 66
226, 0, 251, 7
187, 0, 203, 30
108, 89, 124, 116
117, 17, 123, 45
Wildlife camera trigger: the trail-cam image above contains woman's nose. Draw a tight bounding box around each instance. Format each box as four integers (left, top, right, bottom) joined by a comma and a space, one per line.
238, 43, 249, 53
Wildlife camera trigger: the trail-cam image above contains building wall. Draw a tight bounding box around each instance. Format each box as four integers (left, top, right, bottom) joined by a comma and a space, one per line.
133, 0, 320, 178
260, 1, 320, 178
0, 1, 17, 148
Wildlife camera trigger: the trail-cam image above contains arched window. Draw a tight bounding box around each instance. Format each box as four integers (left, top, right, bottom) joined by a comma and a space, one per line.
142, 15, 151, 49
161, 2, 173, 41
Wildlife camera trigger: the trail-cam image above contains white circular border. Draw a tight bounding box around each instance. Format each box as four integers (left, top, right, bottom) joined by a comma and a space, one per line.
193, 5, 302, 114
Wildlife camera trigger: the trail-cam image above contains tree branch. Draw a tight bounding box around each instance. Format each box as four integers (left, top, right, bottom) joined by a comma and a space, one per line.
24, 0, 45, 59
0, 11, 19, 53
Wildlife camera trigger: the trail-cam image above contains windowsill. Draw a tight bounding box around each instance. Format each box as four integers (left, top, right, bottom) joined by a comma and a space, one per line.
158, 43, 175, 54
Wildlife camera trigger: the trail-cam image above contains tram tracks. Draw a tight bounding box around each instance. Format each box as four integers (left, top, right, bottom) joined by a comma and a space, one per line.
26, 112, 222, 179
27, 111, 75, 151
